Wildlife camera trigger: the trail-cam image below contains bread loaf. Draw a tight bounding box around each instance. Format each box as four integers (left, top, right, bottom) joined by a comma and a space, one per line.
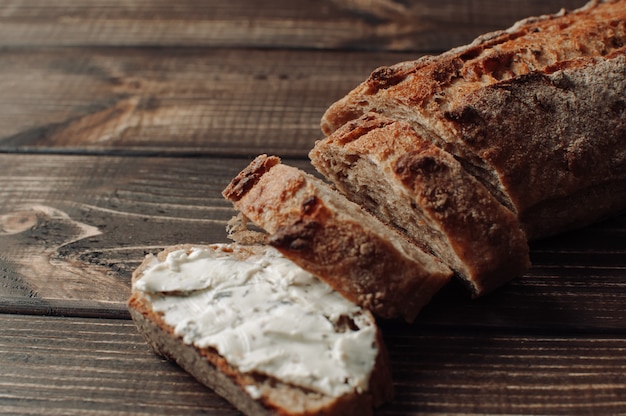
318, 0, 626, 240
222, 154, 453, 321
128, 243, 394, 416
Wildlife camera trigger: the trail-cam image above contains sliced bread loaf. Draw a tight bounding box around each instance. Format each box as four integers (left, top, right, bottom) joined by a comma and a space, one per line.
319, 0, 626, 239
310, 112, 530, 296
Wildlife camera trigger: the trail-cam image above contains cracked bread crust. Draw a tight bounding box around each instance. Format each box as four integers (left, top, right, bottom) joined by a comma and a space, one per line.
223, 155, 453, 322
128, 243, 394, 416
442, 51, 626, 239
320, 0, 626, 240
310, 113, 530, 297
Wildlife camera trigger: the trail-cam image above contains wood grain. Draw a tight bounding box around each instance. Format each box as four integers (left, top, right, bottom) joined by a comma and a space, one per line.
382, 329, 626, 415
0, 314, 239, 415
0, 153, 258, 305
0, 0, 589, 51
0, 47, 416, 157
2, 314, 625, 415
2, 153, 624, 332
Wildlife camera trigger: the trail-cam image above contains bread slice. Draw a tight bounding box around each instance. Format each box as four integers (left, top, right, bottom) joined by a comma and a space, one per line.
222, 155, 453, 322
128, 243, 394, 416
310, 112, 530, 297
319, 0, 626, 239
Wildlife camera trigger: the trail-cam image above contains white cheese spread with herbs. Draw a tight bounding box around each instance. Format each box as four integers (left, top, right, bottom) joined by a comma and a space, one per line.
134, 244, 378, 397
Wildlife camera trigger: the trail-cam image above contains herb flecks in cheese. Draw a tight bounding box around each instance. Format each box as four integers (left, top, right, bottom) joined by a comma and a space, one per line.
134, 245, 378, 397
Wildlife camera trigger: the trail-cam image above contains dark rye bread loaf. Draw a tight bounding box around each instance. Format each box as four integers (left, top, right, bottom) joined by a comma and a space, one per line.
311, 112, 530, 297
222, 155, 453, 322
318, 0, 626, 240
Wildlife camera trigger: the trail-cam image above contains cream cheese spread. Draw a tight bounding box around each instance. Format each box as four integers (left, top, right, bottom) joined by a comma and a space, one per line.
134, 244, 378, 397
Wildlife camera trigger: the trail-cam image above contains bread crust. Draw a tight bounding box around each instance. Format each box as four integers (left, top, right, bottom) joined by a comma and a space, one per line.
223, 155, 453, 321
310, 113, 530, 296
442, 50, 626, 238
128, 243, 394, 416
320, 0, 626, 239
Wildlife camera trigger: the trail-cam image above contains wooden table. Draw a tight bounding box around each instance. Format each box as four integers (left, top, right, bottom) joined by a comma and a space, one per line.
1, 1, 625, 414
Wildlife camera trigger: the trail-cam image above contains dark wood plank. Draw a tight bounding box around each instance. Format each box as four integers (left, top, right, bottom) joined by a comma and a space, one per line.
1, 153, 625, 332
0, 47, 417, 157
380, 328, 626, 415
0, 0, 589, 51
0, 314, 240, 415
2, 314, 625, 415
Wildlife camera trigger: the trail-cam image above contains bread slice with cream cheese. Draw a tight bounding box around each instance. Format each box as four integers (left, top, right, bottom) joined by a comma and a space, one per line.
222, 154, 453, 322
128, 243, 394, 416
